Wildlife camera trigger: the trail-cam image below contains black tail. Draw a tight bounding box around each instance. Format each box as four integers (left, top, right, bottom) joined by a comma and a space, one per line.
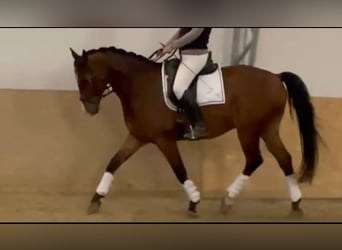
279, 72, 321, 183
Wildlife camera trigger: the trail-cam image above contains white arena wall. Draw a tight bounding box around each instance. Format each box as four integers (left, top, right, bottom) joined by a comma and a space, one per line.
1, 28, 341, 98
0, 28, 233, 90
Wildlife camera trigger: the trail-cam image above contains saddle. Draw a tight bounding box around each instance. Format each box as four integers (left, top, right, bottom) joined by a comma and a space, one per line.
164, 51, 218, 108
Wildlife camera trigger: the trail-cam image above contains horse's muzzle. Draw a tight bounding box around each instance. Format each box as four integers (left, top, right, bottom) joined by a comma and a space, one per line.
81, 96, 101, 116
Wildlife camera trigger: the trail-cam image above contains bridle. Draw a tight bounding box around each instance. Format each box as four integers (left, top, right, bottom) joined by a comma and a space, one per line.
80, 83, 113, 105
102, 84, 113, 98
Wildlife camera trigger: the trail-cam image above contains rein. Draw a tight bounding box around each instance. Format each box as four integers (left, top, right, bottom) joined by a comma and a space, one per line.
148, 47, 177, 62
100, 47, 177, 100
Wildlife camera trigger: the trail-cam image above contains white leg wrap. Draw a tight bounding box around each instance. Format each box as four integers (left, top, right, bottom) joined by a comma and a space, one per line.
286, 174, 302, 202
227, 174, 250, 199
96, 172, 114, 196
183, 180, 200, 203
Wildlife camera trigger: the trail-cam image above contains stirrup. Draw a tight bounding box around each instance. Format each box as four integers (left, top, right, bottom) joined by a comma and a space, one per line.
183, 125, 208, 140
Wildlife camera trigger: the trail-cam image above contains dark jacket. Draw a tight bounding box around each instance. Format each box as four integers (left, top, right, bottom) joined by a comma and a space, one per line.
178, 28, 212, 51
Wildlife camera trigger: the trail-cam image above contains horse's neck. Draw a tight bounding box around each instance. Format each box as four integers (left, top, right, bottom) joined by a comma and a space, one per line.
107, 53, 159, 92
104, 50, 161, 104
108, 52, 153, 75
108, 60, 161, 121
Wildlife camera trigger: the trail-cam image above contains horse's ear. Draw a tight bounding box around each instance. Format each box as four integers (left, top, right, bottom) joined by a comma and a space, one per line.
70, 48, 80, 60
82, 49, 88, 62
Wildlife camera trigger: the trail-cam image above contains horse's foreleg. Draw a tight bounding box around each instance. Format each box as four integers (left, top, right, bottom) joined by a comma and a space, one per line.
155, 138, 201, 218
88, 133, 145, 215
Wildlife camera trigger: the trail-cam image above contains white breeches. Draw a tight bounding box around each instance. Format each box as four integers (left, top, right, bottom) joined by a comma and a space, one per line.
173, 53, 209, 99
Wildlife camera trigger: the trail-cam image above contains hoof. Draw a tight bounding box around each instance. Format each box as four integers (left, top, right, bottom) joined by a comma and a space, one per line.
187, 201, 199, 218
220, 197, 234, 215
288, 208, 304, 219
187, 210, 199, 218
288, 199, 304, 219
87, 201, 101, 215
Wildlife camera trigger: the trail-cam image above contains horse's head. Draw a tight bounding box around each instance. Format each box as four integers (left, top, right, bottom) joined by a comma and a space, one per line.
70, 48, 110, 116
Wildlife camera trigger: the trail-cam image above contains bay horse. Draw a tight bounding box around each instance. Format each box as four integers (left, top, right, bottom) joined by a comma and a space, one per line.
70, 45, 321, 218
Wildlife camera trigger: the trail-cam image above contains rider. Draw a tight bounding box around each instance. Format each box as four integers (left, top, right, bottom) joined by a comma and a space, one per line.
156, 28, 212, 140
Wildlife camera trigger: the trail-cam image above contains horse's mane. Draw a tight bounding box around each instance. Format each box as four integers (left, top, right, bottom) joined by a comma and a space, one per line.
85, 46, 160, 65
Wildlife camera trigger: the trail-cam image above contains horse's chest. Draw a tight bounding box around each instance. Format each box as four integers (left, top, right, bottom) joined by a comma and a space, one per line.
124, 116, 151, 139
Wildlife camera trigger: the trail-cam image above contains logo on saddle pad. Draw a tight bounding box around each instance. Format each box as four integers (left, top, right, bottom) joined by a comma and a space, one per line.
161, 52, 226, 111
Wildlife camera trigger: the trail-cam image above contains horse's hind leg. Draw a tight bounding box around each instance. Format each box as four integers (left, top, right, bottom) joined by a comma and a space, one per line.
155, 138, 201, 218
221, 127, 264, 214
261, 115, 304, 218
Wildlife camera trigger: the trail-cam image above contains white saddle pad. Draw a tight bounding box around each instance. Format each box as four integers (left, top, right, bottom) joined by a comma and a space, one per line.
161, 62, 226, 111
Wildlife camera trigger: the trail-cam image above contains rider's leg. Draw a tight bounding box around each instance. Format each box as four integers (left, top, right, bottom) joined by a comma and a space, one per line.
173, 52, 209, 140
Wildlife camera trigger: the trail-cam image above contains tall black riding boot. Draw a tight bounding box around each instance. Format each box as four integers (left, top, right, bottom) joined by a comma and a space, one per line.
179, 90, 208, 140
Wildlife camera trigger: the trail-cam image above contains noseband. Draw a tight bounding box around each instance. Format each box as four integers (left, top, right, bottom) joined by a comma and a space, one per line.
102, 83, 113, 98
80, 83, 113, 105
